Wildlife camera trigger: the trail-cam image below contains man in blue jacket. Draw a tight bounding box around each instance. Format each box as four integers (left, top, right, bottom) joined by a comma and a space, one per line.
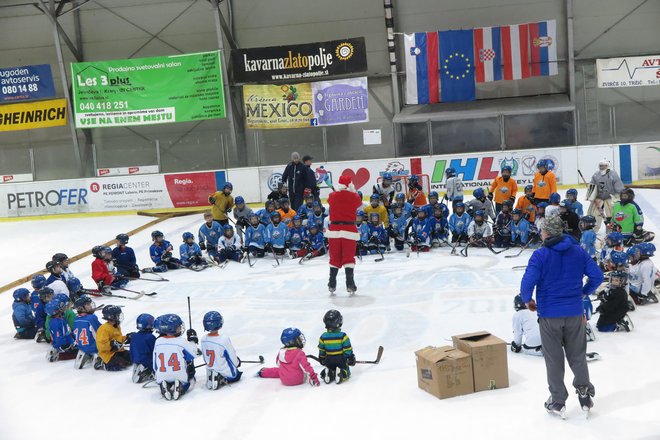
520, 214, 603, 418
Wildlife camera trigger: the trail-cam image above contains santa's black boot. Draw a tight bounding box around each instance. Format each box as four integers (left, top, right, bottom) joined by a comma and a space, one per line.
328, 267, 339, 294
345, 267, 357, 295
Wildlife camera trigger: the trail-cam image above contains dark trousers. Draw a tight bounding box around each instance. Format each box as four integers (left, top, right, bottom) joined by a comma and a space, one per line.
539, 316, 594, 404
325, 355, 350, 376
104, 350, 132, 371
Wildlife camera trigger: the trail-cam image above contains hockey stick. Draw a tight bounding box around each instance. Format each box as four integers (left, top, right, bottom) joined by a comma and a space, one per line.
246, 248, 256, 267
172, 261, 210, 272
116, 286, 157, 297
102, 290, 145, 300
187, 296, 193, 331
460, 242, 470, 257
487, 244, 511, 255
116, 274, 169, 283
577, 169, 589, 185
306, 346, 384, 365
512, 265, 527, 270
138, 269, 169, 281
505, 235, 538, 258
195, 355, 264, 370
270, 247, 281, 267
369, 238, 385, 263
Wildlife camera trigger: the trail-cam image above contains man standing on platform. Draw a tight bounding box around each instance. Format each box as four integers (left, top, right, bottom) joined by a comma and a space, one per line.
326, 175, 362, 295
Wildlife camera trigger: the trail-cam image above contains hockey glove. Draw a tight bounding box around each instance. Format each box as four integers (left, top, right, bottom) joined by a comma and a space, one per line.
124, 332, 135, 345
487, 193, 494, 201
110, 340, 123, 352
161, 252, 172, 263
186, 329, 199, 344
347, 354, 356, 366
199, 242, 206, 251
633, 225, 644, 238
208, 196, 216, 205
510, 341, 522, 353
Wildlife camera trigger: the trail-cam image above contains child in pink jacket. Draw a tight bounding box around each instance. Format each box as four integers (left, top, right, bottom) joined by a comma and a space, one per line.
258, 327, 320, 386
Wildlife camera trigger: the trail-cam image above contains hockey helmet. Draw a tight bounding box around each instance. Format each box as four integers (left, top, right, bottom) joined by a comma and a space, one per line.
280, 327, 305, 348
234, 196, 245, 205
158, 314, 184, 336
203, 311, 224, 332
31, 274, 47, 290
513, 294, 526, 311
74, 295, 95, 313
323, 309, 343, 330
473, 188, 485, 199
102, 305, 123, 323
136, 313, 155, 331
116, 233, 129, 245
13, 288, 30, 302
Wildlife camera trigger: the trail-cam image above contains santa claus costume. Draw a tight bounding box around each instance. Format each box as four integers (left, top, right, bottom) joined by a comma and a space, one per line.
326, 175, 363, 294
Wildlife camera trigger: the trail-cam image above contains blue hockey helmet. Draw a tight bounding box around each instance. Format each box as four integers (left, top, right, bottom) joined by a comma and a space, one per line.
537, 159, 549, 169
102, 305, 123, 323
13, 288, 30, 302
265, 200, 275, 209
38, 287, 54, 303
223, 182, 233, 191
223, 224, 234, 234
292, 215, 302, 225
234, 196, 245, 205
279, 197, 290, 206
626, 244, 640, 259
524, 184, 533, 193
455, 202, 465, 211
67, 277, 82, 294
537, 202, 548, 209
639, 242, 656, 257
409, 174, 419, 183
512, 208, 523, 217
610, 251, 628, 267
382, 172, 393, 182
445, 168, 456, 177
473, 188, 485, 199
182, 232, 195, 242
474, 209, 485, 218
559, 199, 572, 210
356, 210, 365, 218
31, 274, 47, 290
74, 295, 95, 313
513, 294, 526, 311
157, 314, 183, 336
395, 193, 406, 201
309, 223, 320, 233
369, 212, 380, 222
45, 299, 64, 316
566, 188, 578, 198
370, 193, 380, 202
203, 311, 224, 332
429, 191, 439, 200
54, 293, 70, 305
136, 313, 155, 331
280, 327, 305, 347
153, 316, 161, 334
312, 201, 322, 210
549, 192, 561, 204
151, 230, 164, 240
501, 165, 513, 173
606, 232, 623, 246
270, 210, 281, 219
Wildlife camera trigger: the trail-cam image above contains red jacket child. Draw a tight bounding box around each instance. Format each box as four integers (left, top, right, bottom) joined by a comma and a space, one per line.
258, 328, 319, 386
91, 246, 114, 289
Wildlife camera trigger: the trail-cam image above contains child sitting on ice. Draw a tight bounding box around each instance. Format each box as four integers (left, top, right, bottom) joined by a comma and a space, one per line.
318, 310, 355, 384
131, 313, 157, 383
258, 327, 319, 386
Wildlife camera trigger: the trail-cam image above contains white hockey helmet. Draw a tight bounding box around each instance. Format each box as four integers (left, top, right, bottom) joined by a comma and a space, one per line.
599, 159, 610, 175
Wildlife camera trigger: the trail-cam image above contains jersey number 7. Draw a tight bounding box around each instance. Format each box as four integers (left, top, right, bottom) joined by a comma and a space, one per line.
205, 350, 216, 367
157, 353, 181, 372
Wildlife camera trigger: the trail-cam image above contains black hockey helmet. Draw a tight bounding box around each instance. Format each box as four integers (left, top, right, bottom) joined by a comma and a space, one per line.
91, 245, 106, 258
514, 294, 526, 311
323, 309, 343, 330
52, 253, 68, 264
620, 188, 635, 204
45, 260, 60, 274
151, 230, 164, 240
102, 305, 123, 323
38, 287, 54, 302
116, 233, 129, 245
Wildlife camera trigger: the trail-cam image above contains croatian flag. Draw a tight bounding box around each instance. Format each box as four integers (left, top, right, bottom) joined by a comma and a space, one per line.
473, 27, 502, 83
529, 20, 558, 76
501, 23, 530, 80
404, 32, 439, 105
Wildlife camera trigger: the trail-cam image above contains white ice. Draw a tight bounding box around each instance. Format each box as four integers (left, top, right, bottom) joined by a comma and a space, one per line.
1, 189, 659, 440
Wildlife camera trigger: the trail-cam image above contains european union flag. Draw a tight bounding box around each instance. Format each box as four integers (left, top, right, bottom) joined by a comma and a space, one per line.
439, 30, 476, 102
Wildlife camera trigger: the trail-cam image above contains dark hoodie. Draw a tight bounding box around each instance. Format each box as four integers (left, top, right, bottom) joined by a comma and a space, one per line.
521, 234, 603, 318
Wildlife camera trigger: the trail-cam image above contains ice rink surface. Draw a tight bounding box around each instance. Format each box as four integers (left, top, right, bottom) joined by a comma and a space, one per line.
1, 189, 659, 440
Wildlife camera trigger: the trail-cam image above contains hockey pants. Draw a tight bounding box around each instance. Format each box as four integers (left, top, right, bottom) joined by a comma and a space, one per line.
329, 237, 357, 268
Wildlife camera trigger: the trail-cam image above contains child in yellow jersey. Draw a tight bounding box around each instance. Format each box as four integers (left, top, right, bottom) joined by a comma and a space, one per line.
364, 194, 389, 227
96, 305, 132, 371
208, 182, 235, 226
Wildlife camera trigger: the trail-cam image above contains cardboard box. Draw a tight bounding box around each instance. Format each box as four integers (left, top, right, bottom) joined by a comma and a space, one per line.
452, 331, 509, 392
415, 346, 474, 399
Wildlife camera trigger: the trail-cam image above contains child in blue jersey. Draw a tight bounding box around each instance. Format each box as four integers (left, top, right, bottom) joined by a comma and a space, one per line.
46, 297, 78, 362
389, 205, 410, 251
565, 188, 583, 216
318, 310, 355, 384
287, 216, 307, 256
256, 200, 276, 226
393, 193, 413, 219
266, 211, 288, 256
411, 209, 432, 252
218, 225, 243, 263
198, 211, 223, 262
149, 230, 181, 272
510, 209, 531, 246
494, 200, 513, 248
245, 213, 267, 258
448, 202, 471, 243
112, 233, 139, 278
32, 285, 53, 343
201, 311, 242, 390
430, 204, 449, 247
306, 202, 327, 230
298, 193, 316, 221
180, 232, 206, 267
356, 210, 370, 256
73, 295, 102, 369
599, 232, 623, 271
306, 224, 326, 258
579, 215, 598, 260
366, 212, 388, 254
131, 313, 157, 383
12, 288, 36, 340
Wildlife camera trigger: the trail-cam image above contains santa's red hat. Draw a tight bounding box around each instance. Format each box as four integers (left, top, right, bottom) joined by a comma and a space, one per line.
337, 174, 356, 192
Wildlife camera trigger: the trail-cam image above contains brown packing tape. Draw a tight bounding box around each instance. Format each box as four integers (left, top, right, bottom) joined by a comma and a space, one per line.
0, 212, 179, 294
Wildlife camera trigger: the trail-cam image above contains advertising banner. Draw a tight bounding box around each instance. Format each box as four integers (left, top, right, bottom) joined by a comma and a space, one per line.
244, 77, 369, 129
244, 83, 314, 129
634, 143, 660, 180
96, 165, 159, 177
231, 37, 367, 84
312, 77, 368, 126
0, 98, 67, 132
597, 55, 660, 88
71, 51, 225, 128
0, 64, 56, 103
0, 170, 227, 217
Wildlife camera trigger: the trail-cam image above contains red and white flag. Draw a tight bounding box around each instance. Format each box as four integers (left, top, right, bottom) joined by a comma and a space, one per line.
501, 24, 530, 80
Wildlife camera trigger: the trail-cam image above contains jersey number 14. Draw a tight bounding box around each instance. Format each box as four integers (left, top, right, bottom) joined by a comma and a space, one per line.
157, 353, 181, 372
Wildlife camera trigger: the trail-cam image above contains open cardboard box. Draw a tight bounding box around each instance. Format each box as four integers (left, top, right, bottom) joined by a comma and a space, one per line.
452, 331, 509, 392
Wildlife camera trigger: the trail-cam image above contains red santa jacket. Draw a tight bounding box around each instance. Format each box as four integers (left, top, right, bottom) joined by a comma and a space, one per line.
326, 189, 362, 240
92, 258, 114, 286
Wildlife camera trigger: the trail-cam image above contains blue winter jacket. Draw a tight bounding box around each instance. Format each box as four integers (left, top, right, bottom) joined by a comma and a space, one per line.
520, 234, 603, 318
13, 301, 35, 328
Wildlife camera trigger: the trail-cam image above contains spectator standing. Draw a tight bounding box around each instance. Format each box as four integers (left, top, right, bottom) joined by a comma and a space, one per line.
282, 152, 305, 212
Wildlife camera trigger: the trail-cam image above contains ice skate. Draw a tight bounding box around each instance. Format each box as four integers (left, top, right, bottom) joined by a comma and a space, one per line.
328, 267, 338, 295
576, 386, 594, 418
544, 397, 566, 419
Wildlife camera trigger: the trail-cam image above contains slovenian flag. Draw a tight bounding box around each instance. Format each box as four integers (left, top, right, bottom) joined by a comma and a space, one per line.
529, 20, 558, 76
501, 23, 530, 80
473, 26, 502, 83
404, 32, 439, 105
